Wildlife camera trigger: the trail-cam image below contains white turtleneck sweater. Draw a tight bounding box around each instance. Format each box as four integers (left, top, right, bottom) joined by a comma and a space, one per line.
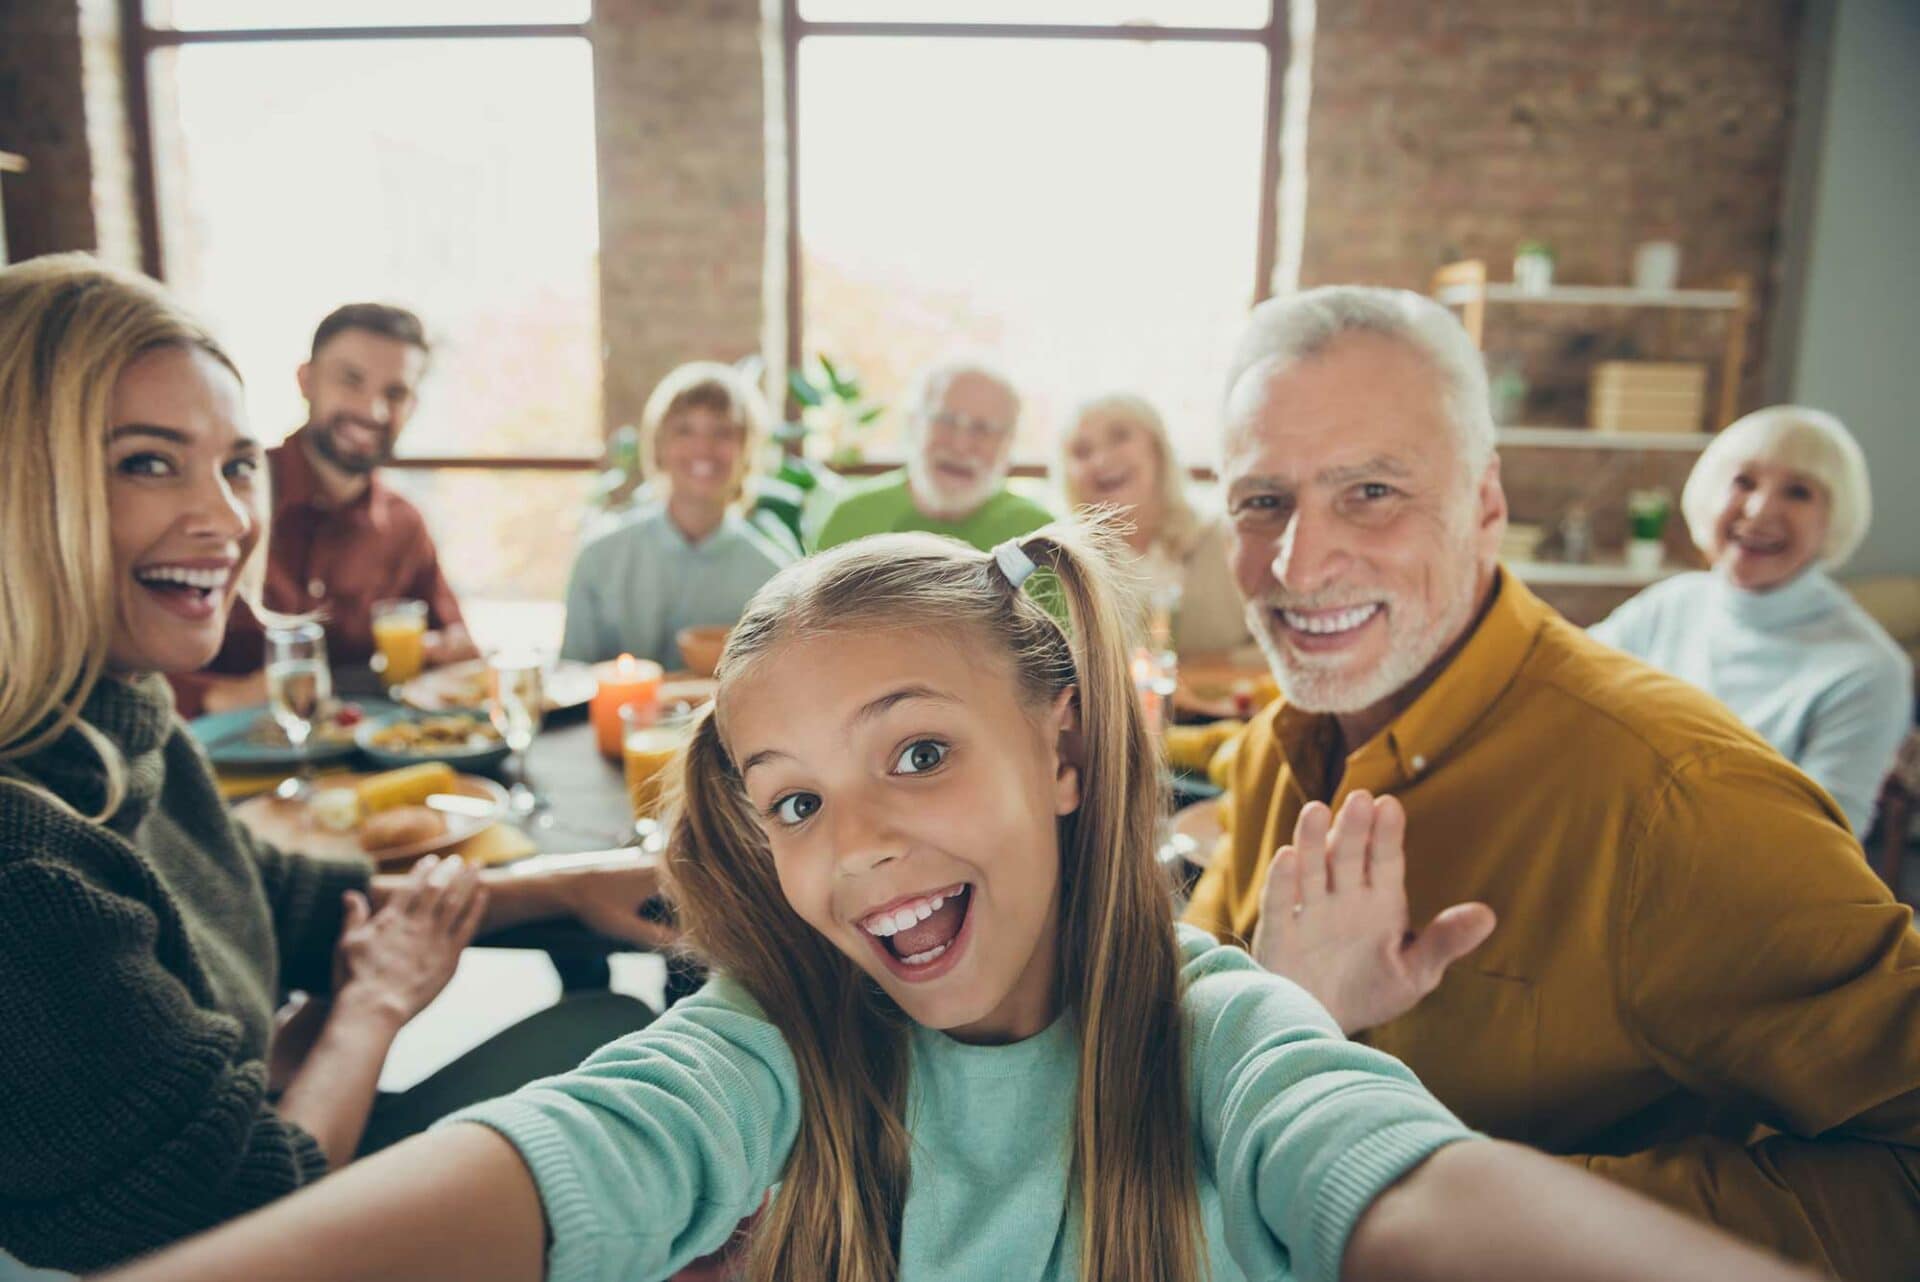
1591, 568, 1913, 837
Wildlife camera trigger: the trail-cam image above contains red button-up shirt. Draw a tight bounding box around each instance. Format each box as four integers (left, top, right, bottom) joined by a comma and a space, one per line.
170, 429, 465, 717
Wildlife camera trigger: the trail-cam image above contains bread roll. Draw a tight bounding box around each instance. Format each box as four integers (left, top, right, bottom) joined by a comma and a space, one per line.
357, 804, 446, 852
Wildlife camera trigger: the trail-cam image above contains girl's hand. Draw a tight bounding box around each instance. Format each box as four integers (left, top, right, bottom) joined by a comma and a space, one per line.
1252, 792, 1496, 1034
332, 853, 487, 1027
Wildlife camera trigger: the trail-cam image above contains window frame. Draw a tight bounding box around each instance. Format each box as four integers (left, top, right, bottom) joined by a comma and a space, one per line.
121, 0, 601, 470
780, 0, 1291, 471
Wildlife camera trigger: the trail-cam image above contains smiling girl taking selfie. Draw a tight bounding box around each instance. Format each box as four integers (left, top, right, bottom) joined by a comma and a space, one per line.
100, 525, 1813, 1282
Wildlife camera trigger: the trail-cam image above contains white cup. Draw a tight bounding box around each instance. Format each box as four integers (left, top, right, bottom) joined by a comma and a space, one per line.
1633, 241, 1680, 292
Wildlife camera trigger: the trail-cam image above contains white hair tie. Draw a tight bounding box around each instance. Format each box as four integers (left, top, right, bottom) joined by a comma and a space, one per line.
993, 539, 1037, 590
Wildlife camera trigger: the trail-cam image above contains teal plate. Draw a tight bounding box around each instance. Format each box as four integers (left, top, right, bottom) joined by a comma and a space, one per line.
354, 710, 511, 773
188, 698, 398, 770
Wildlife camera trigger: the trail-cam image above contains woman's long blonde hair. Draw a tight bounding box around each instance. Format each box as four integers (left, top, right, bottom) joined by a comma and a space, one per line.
666, 521, 1204, 1282
1056, 391, 1202, 557
0, 254, 254, 819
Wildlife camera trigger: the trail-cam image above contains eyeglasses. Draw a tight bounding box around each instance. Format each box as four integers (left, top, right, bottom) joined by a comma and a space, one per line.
927, 409, 1012, 443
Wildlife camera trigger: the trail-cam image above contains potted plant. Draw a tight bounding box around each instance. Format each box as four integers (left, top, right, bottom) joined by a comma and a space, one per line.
753, 355, 884, 547
1514, 240, 1556, 295
1625, 488, 1671, 572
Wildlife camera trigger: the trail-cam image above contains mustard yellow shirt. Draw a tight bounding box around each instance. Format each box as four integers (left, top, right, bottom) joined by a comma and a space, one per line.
1186, 570, 1920, 1280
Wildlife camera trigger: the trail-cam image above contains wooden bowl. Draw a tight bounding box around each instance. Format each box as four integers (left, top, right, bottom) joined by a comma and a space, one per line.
675, 625, 732, 678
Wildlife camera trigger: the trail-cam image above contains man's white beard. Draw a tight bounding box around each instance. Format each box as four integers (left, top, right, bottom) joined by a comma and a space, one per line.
907, 452, 1000, 522
1247, 537, 1479, 717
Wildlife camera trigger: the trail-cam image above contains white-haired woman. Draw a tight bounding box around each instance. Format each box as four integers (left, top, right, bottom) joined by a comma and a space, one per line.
560, 361, 796, 669
1593, 406, 1912, 837
1056, 393, 1253, 656
0, 257, 671, 1274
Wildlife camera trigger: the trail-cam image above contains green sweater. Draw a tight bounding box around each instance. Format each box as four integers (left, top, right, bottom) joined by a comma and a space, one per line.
0, 675, 370, 1272
810, 469, 1055, 552
449, 925, 1478, 1282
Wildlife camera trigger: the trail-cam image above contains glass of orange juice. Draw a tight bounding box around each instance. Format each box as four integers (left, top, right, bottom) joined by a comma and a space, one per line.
623, 703, 694, 833
370, 598, 428, 692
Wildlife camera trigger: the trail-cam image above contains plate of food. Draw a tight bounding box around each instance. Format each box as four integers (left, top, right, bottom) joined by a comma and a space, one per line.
1174, 663, 1279, 721
395, 658, 598, 714
189, 699, 388, 769
230, 762, 508, 866
356, 710, 509, 771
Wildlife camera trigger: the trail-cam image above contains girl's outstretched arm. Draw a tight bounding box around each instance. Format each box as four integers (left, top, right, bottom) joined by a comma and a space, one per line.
1344, 1139, 1818, 1282
93, 1125, 546, 1282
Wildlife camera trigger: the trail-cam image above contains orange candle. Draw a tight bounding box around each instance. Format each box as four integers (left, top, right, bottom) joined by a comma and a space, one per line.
590, 653, 664, 759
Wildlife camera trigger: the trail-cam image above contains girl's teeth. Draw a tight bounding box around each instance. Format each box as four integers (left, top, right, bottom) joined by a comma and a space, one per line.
899, 942, 949, 966
860, 888, 963, 937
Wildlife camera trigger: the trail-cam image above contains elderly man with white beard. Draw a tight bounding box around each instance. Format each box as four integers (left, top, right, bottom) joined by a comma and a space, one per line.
1185, 286, 1920, 1281
810, 358, 1053, 552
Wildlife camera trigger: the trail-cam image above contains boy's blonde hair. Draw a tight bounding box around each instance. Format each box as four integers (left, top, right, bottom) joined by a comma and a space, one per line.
667, 521, 1204, 1282
638, 360, 770, 509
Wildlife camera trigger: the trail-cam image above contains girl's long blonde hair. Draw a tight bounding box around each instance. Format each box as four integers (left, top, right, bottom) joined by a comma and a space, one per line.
0, 254, 254, 819
666, 521, 1204, 1282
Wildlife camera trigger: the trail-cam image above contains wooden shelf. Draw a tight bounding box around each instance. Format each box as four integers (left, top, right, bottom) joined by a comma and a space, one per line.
1436, 281, 1743, 310
1497, 426, 1715, 451
1433, 258, 1753, 433
1511, 557, 1683, 588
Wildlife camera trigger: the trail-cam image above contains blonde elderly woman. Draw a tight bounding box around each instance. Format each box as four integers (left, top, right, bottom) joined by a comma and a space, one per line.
560, 362, 797, 669
1056, 392, 1253, 656
1592, 406, 1911, 837
0, 257, 670, 1274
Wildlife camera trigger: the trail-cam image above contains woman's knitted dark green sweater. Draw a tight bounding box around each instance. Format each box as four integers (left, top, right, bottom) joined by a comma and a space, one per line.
0, 674, 370, 1272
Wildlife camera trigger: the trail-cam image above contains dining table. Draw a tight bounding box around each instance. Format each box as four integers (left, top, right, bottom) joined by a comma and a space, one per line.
210, 654, 1240, 1007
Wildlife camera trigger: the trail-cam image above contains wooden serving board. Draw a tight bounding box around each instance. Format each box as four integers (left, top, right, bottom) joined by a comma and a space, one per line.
231, 772, 508, 865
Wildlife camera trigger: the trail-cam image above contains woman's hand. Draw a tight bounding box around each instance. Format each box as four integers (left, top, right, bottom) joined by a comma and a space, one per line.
333, 853, 488, 1027
1252, 791, 1496, 1034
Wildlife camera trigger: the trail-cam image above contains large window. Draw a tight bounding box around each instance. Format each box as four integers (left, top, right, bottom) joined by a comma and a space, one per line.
789, 2, 1287, 467
133, 2, 599, 601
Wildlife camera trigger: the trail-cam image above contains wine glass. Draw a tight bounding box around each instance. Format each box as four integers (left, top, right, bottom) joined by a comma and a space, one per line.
265, 620, 330, 801
487, 648, 548, 816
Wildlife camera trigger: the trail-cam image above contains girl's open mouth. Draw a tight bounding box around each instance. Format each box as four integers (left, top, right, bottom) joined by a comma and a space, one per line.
860, 884, 975, 983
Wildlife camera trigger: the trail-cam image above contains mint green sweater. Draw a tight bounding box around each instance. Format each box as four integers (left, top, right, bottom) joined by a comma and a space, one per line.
448, 925, 1477, 1282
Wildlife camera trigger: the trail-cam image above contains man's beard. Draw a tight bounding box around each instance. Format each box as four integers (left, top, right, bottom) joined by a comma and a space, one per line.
308, 414, 390, 476
906, 452, 999, 521
1247, 537, 1479, 717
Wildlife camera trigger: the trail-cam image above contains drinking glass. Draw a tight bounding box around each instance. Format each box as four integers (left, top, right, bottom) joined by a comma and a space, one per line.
370, 597, 429, 694
265, 620, 330, 799
622, 702, 695, 849
488, 648, 548, 816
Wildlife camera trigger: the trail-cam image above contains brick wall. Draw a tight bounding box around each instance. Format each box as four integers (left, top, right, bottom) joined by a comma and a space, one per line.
591, 0, 774, 435
1300, 0, 1801, 417
0, 2, 96, 260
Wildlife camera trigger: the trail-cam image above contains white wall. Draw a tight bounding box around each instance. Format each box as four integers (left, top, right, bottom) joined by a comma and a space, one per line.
1789, 0, 1920, 578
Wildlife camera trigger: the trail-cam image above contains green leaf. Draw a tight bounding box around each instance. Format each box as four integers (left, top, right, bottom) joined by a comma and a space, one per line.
817, 354, 860, 401
787, 368, 823, 408
856, 405, 884, 425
